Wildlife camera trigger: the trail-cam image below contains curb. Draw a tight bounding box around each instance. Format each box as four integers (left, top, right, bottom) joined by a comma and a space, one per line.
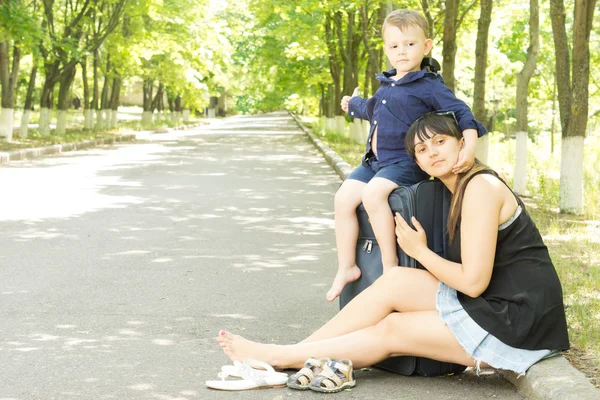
0, 121, 206, 165
0, 133, 137, 165
500, 357, 599, 400
287, 110, 600, 400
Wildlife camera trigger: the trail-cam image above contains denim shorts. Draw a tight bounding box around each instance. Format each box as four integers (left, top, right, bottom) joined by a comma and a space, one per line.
436, 282, 554, 376
347, 157, 429, 187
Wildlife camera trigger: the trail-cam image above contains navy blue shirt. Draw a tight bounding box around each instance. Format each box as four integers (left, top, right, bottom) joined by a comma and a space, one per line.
348, 68, 487, 167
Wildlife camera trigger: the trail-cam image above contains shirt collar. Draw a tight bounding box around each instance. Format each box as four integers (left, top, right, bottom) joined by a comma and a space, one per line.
377, 67, 435, 84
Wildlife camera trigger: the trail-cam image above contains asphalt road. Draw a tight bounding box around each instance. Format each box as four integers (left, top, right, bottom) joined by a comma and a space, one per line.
0, 112, 522, 399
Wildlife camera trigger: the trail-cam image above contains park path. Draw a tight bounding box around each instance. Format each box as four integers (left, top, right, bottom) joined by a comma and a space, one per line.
0, 112, 521, 399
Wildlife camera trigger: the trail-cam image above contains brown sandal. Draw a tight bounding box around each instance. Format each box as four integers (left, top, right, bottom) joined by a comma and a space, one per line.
286, 357, 330, 390
309, 359, 356, 393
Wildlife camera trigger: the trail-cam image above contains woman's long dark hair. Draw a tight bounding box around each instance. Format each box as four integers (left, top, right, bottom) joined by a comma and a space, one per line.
405, 113, 493, 242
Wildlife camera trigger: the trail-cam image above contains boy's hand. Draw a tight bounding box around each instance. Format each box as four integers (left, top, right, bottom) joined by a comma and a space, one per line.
452, 146, 475, 174
341, 87, 360, 113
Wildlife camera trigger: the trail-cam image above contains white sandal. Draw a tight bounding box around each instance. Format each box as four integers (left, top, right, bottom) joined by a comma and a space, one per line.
206, 359, 288, 391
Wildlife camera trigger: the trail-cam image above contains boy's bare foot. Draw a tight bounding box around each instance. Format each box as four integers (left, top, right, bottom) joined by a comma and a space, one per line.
216, 330, 277, 365
326, 266, 361, 302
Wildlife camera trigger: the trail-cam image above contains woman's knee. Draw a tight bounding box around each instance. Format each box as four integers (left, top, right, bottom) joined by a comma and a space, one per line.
373, 313, 405, 346
373, 267, 408, 291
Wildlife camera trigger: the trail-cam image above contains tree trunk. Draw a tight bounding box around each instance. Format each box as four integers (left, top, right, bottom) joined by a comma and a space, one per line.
19, 65, 37, 137
91, 50, 100, 130
550, 0, 596, 214
151, 82, 164, 112
109, 74, 121, 129
81, 59, 93, 130
325, 14, 342, 118
549, 0, 571, 135
39, 61, 60, 136
142, 79, 153, 125
174, 95, 182, 123
472, 0, 492, 164
442, 0, 459, 92
0, 41, 21, 141
56, 64, 77, 134
336, 11, 361, 115
513, 0, 539, 195
97, 55, 111, 131
360, 4, 385, 97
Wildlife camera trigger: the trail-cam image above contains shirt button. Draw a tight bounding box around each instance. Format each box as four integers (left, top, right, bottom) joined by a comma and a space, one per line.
391, 83, 396, 87
382, 100, 386, 104
351, 112, 354, 116
374, 120, 378, 125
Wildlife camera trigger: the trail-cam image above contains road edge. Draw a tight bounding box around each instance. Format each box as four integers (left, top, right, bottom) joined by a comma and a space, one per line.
0, 122, 206, 165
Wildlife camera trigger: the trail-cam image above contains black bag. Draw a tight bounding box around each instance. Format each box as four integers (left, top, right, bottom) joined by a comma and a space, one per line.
339, 179, 467, 376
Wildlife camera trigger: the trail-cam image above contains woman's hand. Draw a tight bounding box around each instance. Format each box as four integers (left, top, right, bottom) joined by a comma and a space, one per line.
394, 213, 428, 261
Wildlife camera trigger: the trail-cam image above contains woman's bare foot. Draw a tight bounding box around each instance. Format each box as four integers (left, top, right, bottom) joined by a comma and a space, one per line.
216, 330, 277, 365
326, 265, 361, 302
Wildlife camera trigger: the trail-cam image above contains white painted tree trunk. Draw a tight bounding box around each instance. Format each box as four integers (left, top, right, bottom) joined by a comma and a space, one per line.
182, 109, 190, 121
335, 115, 346, 136
325, 117, 335, 133
176, 111, 183, 124
84, 109, 94, 130
207, 108, 216, 118
0, 108, 15, 142
559, 136, 584, 214
349, 119, 363, 144
102, 109, 110, 129
513, 131, 528, 195
142, 111, 153, 125
56, 110, 67, 134
361, 120, 370, 142
94, 110, 103, 131
20, 109, 31, 138
110, 110, 118, 128
319, 116, 327, 134
475, 134, 489, 165
102, 110, 110, 128
39, 107, 51, 136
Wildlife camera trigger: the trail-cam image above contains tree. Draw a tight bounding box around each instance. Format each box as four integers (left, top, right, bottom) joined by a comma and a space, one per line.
0, 0, 39, 141
513, 0, 539, 195
441, 0, 477, 92
472, 0, 492, 164
550, 0, 597, 213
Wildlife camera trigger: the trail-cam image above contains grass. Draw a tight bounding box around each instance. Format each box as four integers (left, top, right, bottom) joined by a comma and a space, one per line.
308, 117, 600, 387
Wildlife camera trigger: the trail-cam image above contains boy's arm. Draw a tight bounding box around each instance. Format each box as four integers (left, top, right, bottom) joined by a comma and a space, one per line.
429, 81, 487, 138
428, 80, 487, 172
345, 87, 369, 120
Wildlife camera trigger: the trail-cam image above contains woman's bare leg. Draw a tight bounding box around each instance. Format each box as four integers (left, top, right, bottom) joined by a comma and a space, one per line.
304, 268, 438, 343
361, 177, 400, 274
326, 179, 367, 302
217, 311, 474, 370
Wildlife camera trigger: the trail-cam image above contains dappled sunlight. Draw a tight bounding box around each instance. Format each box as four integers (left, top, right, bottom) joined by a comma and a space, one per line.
209, 313, 256, 320
0, 113, 345, 398
0, 142, 187, 222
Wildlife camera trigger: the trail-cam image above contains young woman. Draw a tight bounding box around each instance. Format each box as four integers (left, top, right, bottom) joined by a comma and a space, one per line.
216, 112, 569, 378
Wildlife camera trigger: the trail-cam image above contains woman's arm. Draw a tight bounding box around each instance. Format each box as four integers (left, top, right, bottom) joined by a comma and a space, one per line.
395, 175, 504, 297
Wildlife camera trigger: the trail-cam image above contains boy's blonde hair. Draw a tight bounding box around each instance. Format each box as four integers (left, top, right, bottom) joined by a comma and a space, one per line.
382, 9, 429, 38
